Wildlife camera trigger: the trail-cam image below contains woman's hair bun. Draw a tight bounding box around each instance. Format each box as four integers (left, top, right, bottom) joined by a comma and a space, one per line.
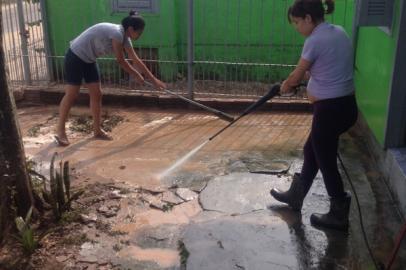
129, 10, 139, 16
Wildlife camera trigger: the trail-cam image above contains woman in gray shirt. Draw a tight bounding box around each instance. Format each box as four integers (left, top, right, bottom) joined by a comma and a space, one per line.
55, 11, 165, 146
270, 0, 358, 231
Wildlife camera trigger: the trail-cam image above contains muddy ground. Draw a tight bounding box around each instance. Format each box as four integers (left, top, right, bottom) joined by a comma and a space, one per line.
0, 104, 405, 270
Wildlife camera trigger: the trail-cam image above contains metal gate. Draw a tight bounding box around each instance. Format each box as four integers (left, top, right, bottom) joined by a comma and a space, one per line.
1, 0, 50, 86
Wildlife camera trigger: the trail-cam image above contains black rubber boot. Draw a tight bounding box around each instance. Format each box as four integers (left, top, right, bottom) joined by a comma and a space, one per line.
310, 192, 351, 231
270, 173, 309, 211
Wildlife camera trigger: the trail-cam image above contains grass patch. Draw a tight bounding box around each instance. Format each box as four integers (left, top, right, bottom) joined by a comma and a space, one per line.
107, 230, 128, 237
112, 244, 122, 252
27, 124, 43, 137
162, 203, 174, 212
178, 240, 190, 268
61, 233, 90, 246
59, 210, 84, 225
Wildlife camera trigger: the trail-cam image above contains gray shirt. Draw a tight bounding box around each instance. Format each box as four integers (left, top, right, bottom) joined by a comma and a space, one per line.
70, 23, 132, 63
301, 22, 354, 100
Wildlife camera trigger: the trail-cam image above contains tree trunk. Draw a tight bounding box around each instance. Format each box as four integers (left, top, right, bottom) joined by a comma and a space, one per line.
0, 151, 13, 244
0, 6, 34, 243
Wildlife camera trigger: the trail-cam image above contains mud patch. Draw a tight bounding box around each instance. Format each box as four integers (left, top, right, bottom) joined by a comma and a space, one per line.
117, 246, 180, 268
113, 199, 201, 234
161, 171, 212, 192
22, 111, 125, 149
70, 114, 125, 134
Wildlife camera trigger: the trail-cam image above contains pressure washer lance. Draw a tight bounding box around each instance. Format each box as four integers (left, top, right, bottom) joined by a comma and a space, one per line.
144, 81, 235, 122
209, 83, 282, 141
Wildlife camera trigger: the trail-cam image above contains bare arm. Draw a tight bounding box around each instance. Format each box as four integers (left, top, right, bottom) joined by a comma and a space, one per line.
112, 39, 145, 84
281, 58, 311, 94
125, 45, 166, 90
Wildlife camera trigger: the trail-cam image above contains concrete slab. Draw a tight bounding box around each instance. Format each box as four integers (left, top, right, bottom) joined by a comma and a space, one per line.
199, 172, 279, 214
183, 212, 300, 270
17, 105, 406, 269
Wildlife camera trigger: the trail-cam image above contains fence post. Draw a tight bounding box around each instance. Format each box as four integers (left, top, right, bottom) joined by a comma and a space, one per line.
187, 0, 194, 99
39, 0, 53, 81
16, 0, 31, 84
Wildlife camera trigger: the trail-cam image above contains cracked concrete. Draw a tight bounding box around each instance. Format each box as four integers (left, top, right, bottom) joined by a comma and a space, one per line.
18, 105, 406, 270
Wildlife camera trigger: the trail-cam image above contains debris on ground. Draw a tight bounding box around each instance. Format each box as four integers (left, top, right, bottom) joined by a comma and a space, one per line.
70, 114, 124, 134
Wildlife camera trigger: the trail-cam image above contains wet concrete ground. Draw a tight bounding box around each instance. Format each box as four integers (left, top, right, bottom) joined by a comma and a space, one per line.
19, 105, 406, 270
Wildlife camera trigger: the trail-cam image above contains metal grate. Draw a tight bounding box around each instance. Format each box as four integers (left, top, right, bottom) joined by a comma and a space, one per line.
358, 0, 394, 28
111, 0, 159, 14
368, 1, 385, 15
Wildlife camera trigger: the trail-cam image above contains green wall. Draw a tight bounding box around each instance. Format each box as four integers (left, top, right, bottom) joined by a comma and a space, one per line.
190, 0, 353, 81
45, 0, 353, 82
45, 0, 179, 80
354, 0, 401, 145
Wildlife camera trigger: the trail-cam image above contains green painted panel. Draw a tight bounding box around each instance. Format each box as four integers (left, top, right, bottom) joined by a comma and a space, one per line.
187, 0, 353, 81
354, 0, 401, 145
45, 0, 353, 82
45, 0, 179, 80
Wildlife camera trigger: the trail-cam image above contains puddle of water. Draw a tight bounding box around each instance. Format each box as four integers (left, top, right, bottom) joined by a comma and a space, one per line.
118, 245, 180, 268
158, 141, 208, 179
113, 199, 201, 233
143, 116, 173, 128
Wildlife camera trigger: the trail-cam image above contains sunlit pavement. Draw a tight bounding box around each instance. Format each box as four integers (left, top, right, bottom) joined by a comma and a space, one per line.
19, 105, 406, 269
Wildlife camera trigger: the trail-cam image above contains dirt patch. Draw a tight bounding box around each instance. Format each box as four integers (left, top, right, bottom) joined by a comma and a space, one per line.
0, 175, 201, 270
25, 112, 125, 137
22, 110, 126, 150
69, 114, 125, 134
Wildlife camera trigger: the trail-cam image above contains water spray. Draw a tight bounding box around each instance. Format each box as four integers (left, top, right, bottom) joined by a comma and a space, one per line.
156, 81, 403, 270
158, 83, 284, 179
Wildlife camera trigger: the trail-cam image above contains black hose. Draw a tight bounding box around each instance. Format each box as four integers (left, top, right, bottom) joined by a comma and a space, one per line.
338, 153, 385, 270
386, 222, 406, 269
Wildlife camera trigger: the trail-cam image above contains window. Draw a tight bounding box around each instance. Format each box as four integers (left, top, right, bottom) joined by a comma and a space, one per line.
111, 0, 159, 14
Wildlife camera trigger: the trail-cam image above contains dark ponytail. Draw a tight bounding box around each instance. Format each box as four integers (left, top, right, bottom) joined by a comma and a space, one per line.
121, 10, 145, 31
288, 0, 335, 23
324, 0, 335, 15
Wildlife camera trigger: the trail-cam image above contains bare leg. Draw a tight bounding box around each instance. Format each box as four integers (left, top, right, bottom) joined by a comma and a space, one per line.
86, 82, 112, 140
56, 84, 80, 145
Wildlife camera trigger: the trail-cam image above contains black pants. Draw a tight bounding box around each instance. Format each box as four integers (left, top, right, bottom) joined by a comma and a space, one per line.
301, 94, 358, 198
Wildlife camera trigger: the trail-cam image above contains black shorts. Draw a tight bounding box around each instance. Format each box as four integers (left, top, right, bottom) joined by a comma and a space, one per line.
64, 48, 100, 85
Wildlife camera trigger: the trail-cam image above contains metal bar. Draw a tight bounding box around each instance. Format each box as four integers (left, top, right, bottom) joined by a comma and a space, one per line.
25, 0, 39, 81
31, 0, 44, 81
16, 0, 31, 84
144, 81, 234, 122
40, 0, 53, 81
225, 0, 231, 92
8, 2, 24, 82
187, 0, 194, 99
236, 0, 241, 96
384, 0, 406, 148
3, 3, 17, 81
